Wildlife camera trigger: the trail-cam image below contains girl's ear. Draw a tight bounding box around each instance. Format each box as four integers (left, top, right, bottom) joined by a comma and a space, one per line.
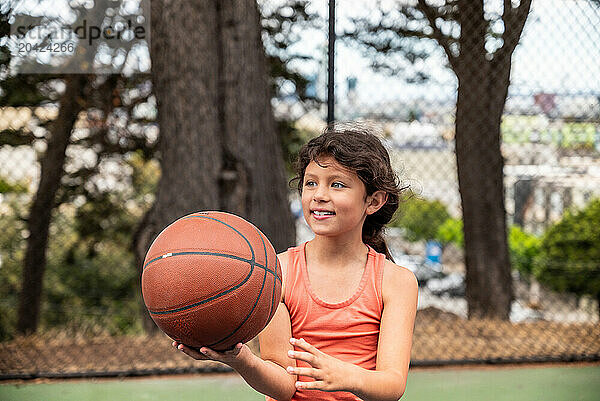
366, 190, 387, 215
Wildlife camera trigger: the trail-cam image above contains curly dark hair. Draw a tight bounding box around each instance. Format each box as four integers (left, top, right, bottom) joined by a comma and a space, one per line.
290, 122, 409, 261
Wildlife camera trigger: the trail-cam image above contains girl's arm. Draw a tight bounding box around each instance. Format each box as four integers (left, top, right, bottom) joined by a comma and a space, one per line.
174, 251, 297, 401
251, 298, 297, 399
355, 260, 418, 400
286, 260, 418, 401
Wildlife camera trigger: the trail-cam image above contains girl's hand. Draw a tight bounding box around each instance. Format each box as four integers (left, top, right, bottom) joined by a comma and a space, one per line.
285, 337, 357, 392
172, 341, 251, 369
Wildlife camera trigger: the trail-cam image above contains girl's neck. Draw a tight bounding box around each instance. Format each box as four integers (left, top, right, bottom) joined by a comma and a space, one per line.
306, 234, 369, 270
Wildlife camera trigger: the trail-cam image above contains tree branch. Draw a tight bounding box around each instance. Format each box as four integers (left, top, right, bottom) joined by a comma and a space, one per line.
416, 0, 457, 69
499, 0, 532, 59
503, 0, 513, 20
0, 128, 36, 146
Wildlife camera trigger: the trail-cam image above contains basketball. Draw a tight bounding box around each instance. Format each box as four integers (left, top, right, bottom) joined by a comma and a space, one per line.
141, 211, 281, 351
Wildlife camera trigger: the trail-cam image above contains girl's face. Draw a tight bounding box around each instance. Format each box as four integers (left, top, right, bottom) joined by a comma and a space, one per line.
301, 156, 376, 238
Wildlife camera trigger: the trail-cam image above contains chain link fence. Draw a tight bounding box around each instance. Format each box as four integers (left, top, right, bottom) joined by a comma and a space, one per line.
336, 0, 600, 365
1, 0, 599, 380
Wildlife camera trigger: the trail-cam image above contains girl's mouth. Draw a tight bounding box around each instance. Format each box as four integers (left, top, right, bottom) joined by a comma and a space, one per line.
312, 211, 335, 220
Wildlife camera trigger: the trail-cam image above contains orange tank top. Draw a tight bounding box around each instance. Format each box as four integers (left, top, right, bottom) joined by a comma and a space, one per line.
266, 241, 385, 401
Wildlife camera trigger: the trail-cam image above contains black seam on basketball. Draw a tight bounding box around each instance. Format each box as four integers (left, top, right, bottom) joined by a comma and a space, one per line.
207, 238, 269, 349
182, 214, 280, 282
143, 251, 280, 283
183, 214, 256, 263
262, 230, 278, 324
207, 226, 270, 348
271, 257, 279, 315
144, 251, 246, 270
256, 228, 276, 320
148, 261, 255, 315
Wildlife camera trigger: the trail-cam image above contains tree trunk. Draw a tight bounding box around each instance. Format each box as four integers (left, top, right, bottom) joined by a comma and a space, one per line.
135, 0, 295, 333
135, 0, 223, 333
219, 0, 296, 250
454, 1, 514, 320
17, 75, 86, 334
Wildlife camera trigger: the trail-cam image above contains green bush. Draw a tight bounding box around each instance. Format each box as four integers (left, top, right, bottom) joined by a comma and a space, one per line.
533, 199, 600, 304
391, 197, 451, 242
42, 203, 142, 335
0, 152, 157, 339
432, 217, 542, 280
509, 225, 541, 278
435, 218, 463, 247
0, 197, 28, 340
0, 177, 28, 194
0, 176, 30, 338
38, 153, 156, 335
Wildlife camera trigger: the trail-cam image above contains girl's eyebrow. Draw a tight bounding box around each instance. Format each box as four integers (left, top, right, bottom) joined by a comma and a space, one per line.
305, 172, 351, 181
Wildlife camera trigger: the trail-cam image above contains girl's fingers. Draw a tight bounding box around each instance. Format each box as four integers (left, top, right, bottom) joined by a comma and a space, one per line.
296, 380, 325, 390
224, 343, 243, 356
172, 341, 209, 360
198, 346, 221, 359
286, 366, 321, 379
180, 345, 209, 360
290, 337, 318, 354
199, 346, 238, 362
173, 340, 244, 363
288, 349, 317, 366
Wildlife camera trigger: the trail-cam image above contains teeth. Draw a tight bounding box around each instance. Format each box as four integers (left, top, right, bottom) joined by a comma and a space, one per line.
313, 211, 334, 216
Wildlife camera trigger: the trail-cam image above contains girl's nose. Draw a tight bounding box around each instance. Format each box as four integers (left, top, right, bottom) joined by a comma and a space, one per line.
313, 185, 329, 202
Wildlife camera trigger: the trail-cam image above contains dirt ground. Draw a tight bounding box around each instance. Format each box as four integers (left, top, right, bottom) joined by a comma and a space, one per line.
1, 307, 598, 380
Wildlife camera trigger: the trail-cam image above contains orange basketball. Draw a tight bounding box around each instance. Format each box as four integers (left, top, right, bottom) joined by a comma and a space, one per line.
141, 211, 281, 351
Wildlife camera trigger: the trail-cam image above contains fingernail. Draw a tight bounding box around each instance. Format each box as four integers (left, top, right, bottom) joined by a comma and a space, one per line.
290, 338, 295, 344
200, 348, 207, 354
286, 366, 294, 373
288, 350, 294, 357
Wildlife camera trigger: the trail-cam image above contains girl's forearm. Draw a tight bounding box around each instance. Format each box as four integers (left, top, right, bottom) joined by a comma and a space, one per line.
230, 352, 296, 401
348, 365, 406, 401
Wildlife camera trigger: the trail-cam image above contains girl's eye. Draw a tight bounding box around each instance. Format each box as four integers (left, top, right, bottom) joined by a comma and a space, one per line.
304, 181, 316, 187
332, 182, 345, 188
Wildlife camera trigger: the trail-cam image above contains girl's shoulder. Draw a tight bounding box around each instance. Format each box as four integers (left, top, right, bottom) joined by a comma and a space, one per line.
383, 258, 416, 276
381, 258, 419, 304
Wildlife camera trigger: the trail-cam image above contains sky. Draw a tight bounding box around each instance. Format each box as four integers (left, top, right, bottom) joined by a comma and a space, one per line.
6, 0, 600, 103
510, 0, 600, 95
285, 0, 600, 105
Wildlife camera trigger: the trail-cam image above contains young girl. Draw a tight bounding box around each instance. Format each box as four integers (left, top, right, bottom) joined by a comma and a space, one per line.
173, 123, 419, 401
